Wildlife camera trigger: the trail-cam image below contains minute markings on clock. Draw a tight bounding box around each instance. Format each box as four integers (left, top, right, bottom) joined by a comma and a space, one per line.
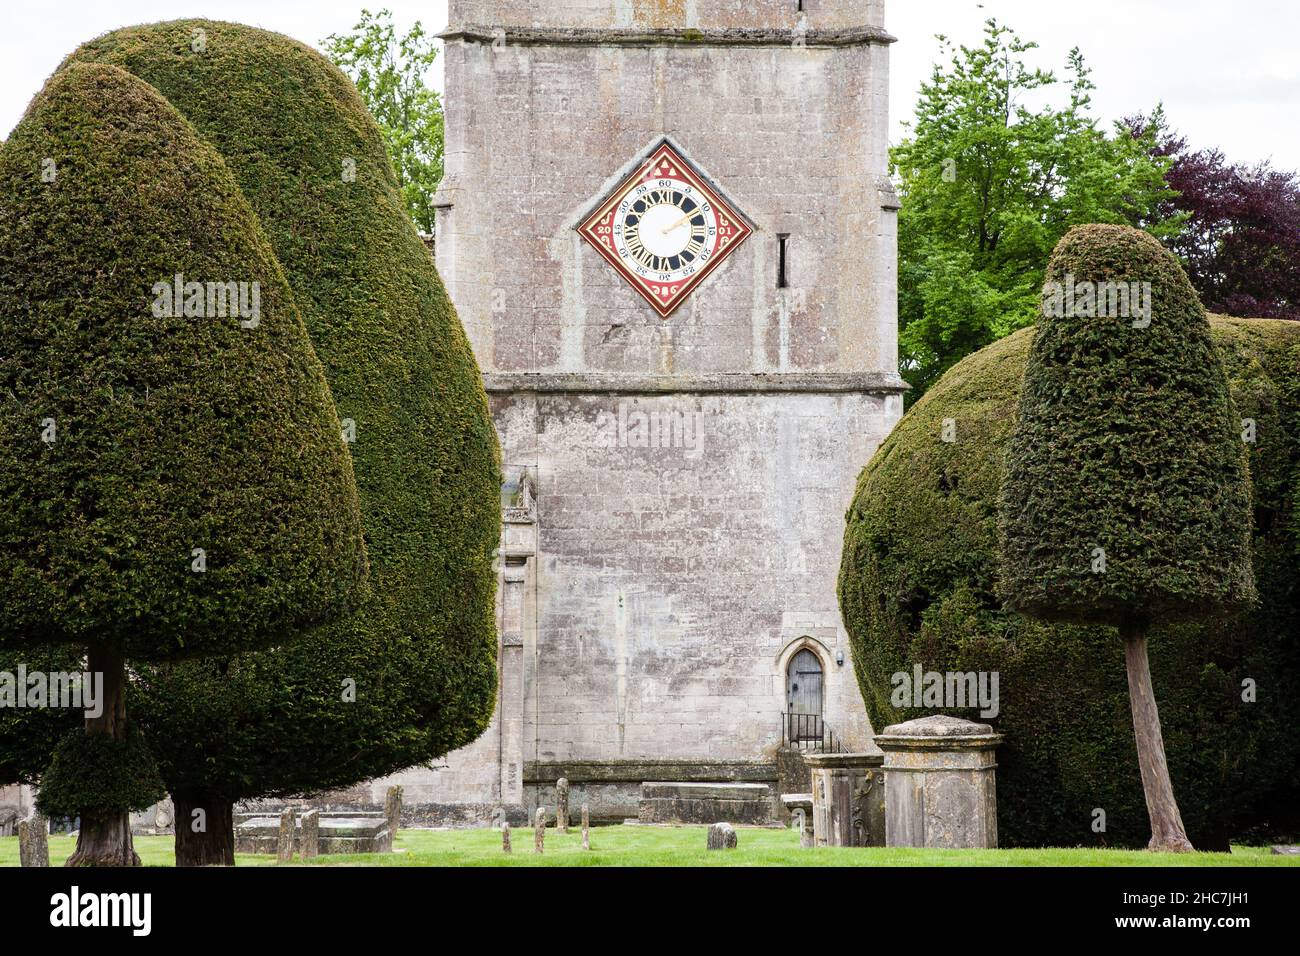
619, 189, 709, 271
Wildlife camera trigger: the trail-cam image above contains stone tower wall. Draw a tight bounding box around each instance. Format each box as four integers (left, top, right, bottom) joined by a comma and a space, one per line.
375, 0, 902, 823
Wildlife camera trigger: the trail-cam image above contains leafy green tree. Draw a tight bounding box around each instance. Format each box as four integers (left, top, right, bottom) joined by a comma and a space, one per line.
892, 20, 1179, 400
999, 225, 1255, 852
323, 8, 444, 234
0, 62, 367, 865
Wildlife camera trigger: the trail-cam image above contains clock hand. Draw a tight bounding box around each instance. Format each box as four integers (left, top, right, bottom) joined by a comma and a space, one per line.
661, 211, 695, 235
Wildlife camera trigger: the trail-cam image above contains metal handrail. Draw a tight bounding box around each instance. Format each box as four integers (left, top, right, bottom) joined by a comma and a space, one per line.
780, 712, 844, 753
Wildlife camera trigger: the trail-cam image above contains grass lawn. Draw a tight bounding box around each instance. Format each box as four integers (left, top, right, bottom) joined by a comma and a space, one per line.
2, 826, 1297, 867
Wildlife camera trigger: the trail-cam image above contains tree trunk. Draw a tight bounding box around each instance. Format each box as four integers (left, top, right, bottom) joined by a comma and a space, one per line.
1120, 621, 1194, 853
65, 645, 141, 867
172, 794, 235, 867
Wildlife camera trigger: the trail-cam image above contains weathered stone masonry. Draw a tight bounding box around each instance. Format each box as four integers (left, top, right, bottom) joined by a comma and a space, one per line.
370, 0, 904, 823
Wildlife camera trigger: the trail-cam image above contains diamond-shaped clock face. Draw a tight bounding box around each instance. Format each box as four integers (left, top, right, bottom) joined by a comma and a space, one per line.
577, 140, 754, 319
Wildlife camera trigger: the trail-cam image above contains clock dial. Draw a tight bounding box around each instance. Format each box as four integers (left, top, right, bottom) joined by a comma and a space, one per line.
578, 141, 753, 318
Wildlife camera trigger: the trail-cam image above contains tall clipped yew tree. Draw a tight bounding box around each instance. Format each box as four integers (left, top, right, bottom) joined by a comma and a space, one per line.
999, 224, 1256, 852
0, 64, 367, 865
65, 21, 502, 865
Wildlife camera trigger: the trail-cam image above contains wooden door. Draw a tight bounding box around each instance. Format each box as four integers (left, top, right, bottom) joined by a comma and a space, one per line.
787, 649, 824, 723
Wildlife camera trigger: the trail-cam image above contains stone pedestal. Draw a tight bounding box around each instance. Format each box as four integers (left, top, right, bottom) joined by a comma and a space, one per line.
805, 752, 885, 847
875, 715, 1002, 849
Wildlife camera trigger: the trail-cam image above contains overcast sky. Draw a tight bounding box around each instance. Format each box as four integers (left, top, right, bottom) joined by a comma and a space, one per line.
2, 1, 1297, 171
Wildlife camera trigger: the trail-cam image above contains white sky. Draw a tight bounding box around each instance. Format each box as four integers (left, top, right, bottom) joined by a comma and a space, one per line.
2, 1, 1297, 170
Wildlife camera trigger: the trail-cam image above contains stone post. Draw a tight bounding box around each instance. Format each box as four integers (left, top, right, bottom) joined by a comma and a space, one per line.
18, 811, 49, 867
555, 776, 570, 833
534, 807, 547, 854
300, 809, 319, 860
805, 752, 885, 847
384, 785, 403, 843
875, 714, 1002, 849
502, 821, 512, 854
581, 805, 590, 850
276, 808, 296, 863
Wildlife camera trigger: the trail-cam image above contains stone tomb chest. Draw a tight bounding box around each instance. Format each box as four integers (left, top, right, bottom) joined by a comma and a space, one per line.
805, 752, 886, 847
638, 781, 778, 825
234, 812, 393, 855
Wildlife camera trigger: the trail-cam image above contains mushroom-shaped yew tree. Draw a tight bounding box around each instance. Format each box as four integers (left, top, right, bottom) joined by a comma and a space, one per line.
0, 63, 367, 865
65, 21, 502, 865
998, 224, 1256, 852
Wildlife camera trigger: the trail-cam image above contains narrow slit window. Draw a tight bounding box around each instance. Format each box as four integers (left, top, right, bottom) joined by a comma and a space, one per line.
777, 234, 790, 289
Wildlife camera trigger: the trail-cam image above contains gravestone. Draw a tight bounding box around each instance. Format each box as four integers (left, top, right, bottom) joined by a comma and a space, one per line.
276, 808, 296, 863
556, 777, 570, 833
384, 785, 403, 840
502, 821, 512, 854
18, 812, 49, 867
876, 714, 1002, 849
534, 807, 547, 854
706, 822, 738, 850
805, 752, 885, 847
581, 805, 590, 851
129, 799, 176, 836
1, 784, 34, 838
300, 809, 320, 859
781, 794, 815, 848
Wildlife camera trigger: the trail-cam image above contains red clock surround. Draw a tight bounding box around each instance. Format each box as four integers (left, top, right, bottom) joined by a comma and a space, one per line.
577, 140, 754, 319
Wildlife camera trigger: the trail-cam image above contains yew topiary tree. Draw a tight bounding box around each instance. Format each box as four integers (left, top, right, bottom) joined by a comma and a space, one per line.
0, 63, 367, 865
65, 21, 501, 865
998, 224, 1256, 852
838, 318, 1300, 849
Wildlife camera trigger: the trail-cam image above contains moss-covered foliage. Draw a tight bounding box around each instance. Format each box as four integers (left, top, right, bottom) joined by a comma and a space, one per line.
1000, 225, 1255, 626
0, 62, 366, 661
65, 21, 501, 799
0, 646, 89, 787
37, 721, 165, 818
839, 317, 1300, 848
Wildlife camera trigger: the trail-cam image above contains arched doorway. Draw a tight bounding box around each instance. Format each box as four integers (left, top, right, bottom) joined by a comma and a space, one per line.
786, 648, 824, 742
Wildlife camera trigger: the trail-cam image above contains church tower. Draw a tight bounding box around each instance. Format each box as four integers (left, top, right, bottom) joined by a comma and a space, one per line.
386, 0, 904, 821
